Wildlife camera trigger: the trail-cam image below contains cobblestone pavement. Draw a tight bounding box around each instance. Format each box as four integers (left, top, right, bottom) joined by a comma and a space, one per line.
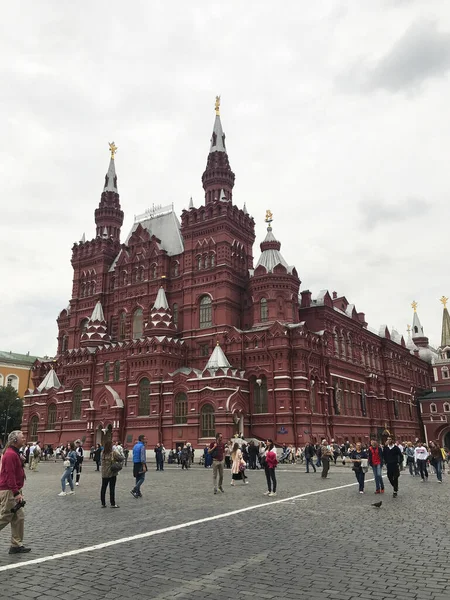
1, 459, 450, 599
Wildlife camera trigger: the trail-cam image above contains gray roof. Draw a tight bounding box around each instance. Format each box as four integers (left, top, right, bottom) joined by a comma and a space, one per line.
412, 311, 424, 339
104, 158, 118, 192
125, 207, 184, 257
153, 287, 169, 310
254, 227, 294, 274
37, 369, 62, 392
205, 344, 232, 370
90, 301, 105, 322
209, 115, 227, 153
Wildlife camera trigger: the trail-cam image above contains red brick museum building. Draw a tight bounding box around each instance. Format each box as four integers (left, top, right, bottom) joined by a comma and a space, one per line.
23, 103, 433, 449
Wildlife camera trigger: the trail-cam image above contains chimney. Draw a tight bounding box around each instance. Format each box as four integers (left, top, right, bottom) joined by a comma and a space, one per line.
332, 291, 337, 300
300, 290, 312, 308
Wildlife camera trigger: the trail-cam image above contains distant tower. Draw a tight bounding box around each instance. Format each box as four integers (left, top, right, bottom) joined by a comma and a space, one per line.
410, 301, 436, 364
94, 142, 124, 241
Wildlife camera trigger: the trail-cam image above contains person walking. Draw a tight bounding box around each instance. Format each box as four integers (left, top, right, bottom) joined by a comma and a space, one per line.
304, 442, 316, 473
383, 436, 403, 498
208, 432, 225, 495
429, 441, 443, 483
405, 442, 416, 477
263, 439, 278, 497
123, 445, 129, 467
230, 442, 248, 486
131, 435, 147, 498
100, 439, 123, 508
59, 442, 77, 496
155, 443, 164, 471
74, 440, 84, 486
349, 442, 368, 494
368, 440, 384, 494
320, 440, 332, 478
93, 444, 102, 471
0, 431, 31, 554
414, 442, 429, 482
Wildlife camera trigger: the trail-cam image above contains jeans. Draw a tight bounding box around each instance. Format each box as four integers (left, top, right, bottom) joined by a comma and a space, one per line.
372, 464, 384, 491
386, 463, 400, 492
354, 469, 365, 491
156, 457, 164, 471
265, 467, 277, 492
305, 457, 316, 473
134, 473, 145, 493
101, 476, 117, 506
417, 459, 428, 480
61, 468, 74, 492
321, 457, 330, 478
213, 459, 224, 490
316, 458, 322, 467
433, 460, 443, 482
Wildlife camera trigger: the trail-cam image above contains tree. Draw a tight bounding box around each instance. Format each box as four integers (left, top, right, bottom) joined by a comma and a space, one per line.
0, 386, 23, 443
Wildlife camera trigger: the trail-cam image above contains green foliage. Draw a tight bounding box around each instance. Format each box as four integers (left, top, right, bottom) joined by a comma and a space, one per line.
0, 386, 23, 442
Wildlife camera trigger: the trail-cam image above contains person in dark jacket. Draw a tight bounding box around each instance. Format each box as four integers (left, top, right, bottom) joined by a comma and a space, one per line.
383, 437, 403, 497
304, 442, 316, 473
93, 444, 102, 471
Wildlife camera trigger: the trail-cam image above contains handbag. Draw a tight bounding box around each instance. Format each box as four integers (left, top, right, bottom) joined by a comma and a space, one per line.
360, 458, 369, 473
239, 461, 246, 472
63, 459, 71, 468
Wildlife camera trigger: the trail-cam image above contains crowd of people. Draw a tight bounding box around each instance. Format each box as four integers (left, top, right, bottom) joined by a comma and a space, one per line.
0, 428, 448, 556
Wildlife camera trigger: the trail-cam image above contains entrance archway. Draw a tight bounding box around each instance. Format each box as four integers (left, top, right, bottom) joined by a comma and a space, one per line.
444, 431, 450, 450
95, 424, 112, 446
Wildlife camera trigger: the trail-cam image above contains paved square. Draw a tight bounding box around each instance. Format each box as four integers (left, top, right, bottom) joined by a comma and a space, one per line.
1, 459, 449, 599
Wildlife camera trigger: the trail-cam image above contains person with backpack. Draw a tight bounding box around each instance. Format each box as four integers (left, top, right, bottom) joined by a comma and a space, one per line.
263, 439, 278, 497
59, 442, 77, 496
100, 439, 123, 508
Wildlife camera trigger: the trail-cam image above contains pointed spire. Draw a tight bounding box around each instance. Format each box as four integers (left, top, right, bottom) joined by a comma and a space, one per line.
37, 368, 62, 392
95, 142, 124, 241
219, 189, 229, 202
205, 342, 232, 371
406, 324, 418, 352
104, 158, 118, 192
411, 301, 425, 339
189, 196, 194, 209
90, 300, 105, 322
243, 203, 248, 215
153, 286, 169, 310
440, 296, 450, 348
209, 115, 227, 153
254, 211, 294, 274
81, 232, 85, 243
81, 301, 110, 347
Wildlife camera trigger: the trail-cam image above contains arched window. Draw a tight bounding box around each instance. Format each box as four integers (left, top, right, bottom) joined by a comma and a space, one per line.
310, 379, 316, 413
253, 376, 268, 413
6, 374, 19, 391
430, 403, 437, 413
72, 385, 82, 420
175, 392, 188, 424
172, 262, 179, 277
199, 296, 212, 329
151, 264, 157, 279
201, 404, 215, 437
211, 254, 215, 267
444, 403, 450, 413
260, 298, 268, 322
138, 378, 150, 416
442, 368, 449, 380
61, 333, 68, 352
333, 331, 339, 356
104, 362, 110, 382
29, 415, 39, 440
113, 361, 120, 382
80, 319, 89, 335
133, 308, 144, 338
121, 271, 127, 286
394, 398, 399, 418
197, 255, 202, 270
47, 404, 57, 430
119, 312, 127, 340
204, 255, 209, 269
172, 303, 179, 328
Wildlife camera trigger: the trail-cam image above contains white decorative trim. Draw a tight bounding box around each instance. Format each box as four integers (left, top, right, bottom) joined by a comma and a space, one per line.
330, 373, 365, 385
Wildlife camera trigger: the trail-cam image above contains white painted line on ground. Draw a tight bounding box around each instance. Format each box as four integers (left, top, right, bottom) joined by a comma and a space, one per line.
0, 478, 374, 573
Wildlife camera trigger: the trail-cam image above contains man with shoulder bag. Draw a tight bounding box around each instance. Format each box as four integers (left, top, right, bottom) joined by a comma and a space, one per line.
0, 431, 31, 554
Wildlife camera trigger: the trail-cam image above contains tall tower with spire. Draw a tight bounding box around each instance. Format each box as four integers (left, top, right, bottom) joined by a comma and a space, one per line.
201, 96, 235, 205
94, 142, 124, 242
409, 301, 436, 364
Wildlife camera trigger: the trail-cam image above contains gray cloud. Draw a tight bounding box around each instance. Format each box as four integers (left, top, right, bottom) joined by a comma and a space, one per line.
359, 196, 431, 230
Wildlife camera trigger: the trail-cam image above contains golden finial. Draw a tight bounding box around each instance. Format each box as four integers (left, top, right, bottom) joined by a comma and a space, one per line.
216, 341, 220, 346
215, 95, 221, 116
109, 141, 118, 160
407, 324, 411, 334
265, 209, 273, 224
411, 300, 418, 313
440, 296, 448, 308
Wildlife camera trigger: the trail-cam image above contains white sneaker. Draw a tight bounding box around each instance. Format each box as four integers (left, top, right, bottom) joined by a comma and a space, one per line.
230, 481, 234, 486
68, 490, 75, 495
244, 481, 249, 484
76, 482, 79, 486
263, 491, 271, 495
58, 492, 67, 496
268, 492, 277, 497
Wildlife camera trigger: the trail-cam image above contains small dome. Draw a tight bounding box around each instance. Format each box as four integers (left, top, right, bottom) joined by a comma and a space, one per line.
418, 347, 438, 364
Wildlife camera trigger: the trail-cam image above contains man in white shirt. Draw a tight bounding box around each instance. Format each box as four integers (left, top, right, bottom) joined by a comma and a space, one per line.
29, 442, 40, 472
414, 443, 429, 481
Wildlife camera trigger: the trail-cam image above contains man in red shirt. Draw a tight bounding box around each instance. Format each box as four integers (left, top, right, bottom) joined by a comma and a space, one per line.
0, 430, 30, 554
208, 432, 225, 494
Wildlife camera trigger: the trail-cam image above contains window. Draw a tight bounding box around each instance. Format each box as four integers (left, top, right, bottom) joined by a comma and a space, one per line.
201, 404, 215, 437
119, 312, 126, 340
200, 343, 210, 357
133, 308, 144, 338
172, 303, 179, 328
211, 254, 215, 267
199, 296, 212, 329
175, 392, 188, 424
430, 403, 437, 413
444, 403, 450, 413
61, 333, 68, 352
204, 255, 209, 269
6, 374, 19, 391
104, 362, 110, 382
394, 398, 399, 419
253, 376, 268, 413
309, 379, 316, 413
80, 319, 89, 335
138, 378, 150, 416
260, 298, 268, 322
113, 361, 120, 382
197, 256, 202, 270
442, 368, 449, 379
72, 385, 82, 420
29, 416, 39, 440
47, 404, 57, 430
172, 262, 179, 277
151, 264, 157, 279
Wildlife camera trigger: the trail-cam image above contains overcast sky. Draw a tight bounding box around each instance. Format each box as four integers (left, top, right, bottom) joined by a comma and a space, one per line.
1, 0, 449, 356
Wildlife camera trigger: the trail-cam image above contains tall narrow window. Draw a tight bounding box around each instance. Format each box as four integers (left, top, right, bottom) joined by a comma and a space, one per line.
47, 404, 57, 430
310, 379, 316, 413
104, 362, 110, 382
29, 416, 39, 440
201, 404, 215, 437
72, 385, 82, 420
199, 296, 212, 329
61, 333, 68, 352
113, 360, 120, 382
211, 254, 215, 267
80, 319, 89, 335
260, 298, 268, 322
138, 378, 150, 416
175, 392, 188, 424
119, 312, 126, 340
253, 376, 268, 413
172, 303, 179, 328
133, 308, 144, 338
